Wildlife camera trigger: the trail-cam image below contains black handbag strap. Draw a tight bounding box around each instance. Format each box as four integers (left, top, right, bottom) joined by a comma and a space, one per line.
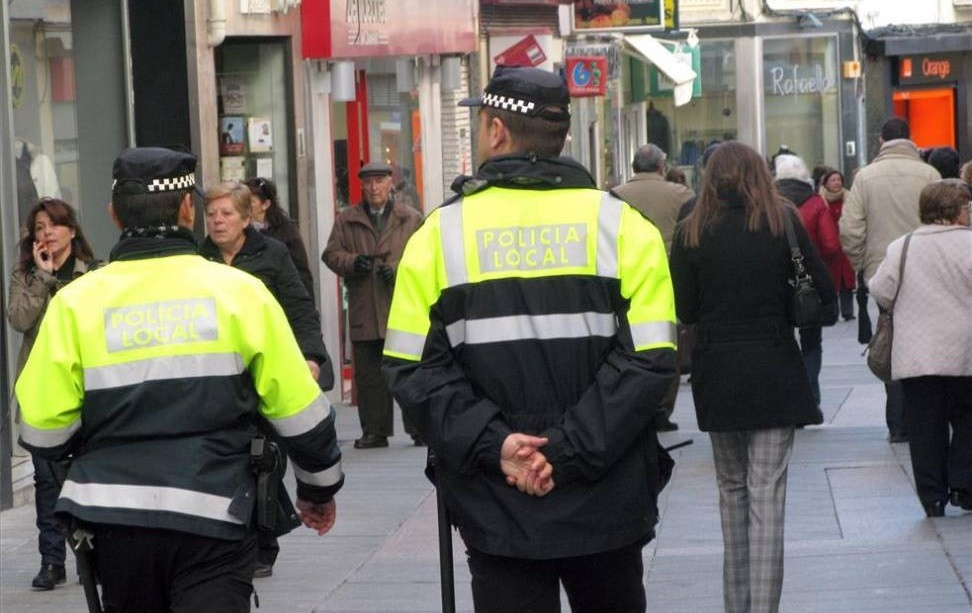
887, 233, 913, 312
782, 212, 810, 280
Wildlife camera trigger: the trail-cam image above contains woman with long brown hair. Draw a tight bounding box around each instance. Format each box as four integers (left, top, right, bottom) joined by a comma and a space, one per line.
670, 141, 835, 613
7, 198, 99, 590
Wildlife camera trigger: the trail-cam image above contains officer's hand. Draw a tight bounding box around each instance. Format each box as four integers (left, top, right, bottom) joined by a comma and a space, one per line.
377, 264, 395, 285
353, 254, 373, 274
296, 498, 337, 536
306, 360, 321, 381
500, 433, 555, 497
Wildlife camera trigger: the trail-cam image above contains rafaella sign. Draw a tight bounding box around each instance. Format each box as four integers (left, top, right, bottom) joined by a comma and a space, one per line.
766, 63, 836, 96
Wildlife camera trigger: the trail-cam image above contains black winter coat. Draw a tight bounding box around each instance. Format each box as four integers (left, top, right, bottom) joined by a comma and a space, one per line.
261, 218, 315, 301
200, 227, 329, 367
669, 201, 835, 431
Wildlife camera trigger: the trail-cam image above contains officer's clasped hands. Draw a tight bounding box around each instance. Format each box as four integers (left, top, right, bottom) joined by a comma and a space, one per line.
354, 254, 373, 275
500, 433, 555, 497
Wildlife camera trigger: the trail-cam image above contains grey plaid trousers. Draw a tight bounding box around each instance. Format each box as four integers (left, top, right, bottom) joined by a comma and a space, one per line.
710, 427, 795, 613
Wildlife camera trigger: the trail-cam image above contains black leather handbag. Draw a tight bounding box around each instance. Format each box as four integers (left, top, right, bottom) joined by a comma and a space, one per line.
783, 214, 822, 329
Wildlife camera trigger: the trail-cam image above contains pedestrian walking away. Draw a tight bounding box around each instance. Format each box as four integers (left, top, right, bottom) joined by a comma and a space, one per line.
15, 147, 344, 613
383, 65, 678, 613
868, 179, 972, 518
322, 160, 423, 449
670, 141, 836, 613
614, 142, 695, 431
774, 153, 841, 407
7, 198, 100, 591
839, 116, 940, 444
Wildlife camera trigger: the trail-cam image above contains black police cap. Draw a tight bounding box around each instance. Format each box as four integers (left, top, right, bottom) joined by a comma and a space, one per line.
112, 146, 199, 196
459, 65, 570, 121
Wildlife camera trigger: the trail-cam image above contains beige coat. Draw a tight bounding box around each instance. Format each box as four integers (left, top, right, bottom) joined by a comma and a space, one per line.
613, 172, 694, 253
839, 139, 940, 280
7, 258, 95, 376
322, 198, 422, 341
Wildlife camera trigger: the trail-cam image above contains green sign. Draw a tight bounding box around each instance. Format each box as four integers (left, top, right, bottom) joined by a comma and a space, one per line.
649, 44, 701, 98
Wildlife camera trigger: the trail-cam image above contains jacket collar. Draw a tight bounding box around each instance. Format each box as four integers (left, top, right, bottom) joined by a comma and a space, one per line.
110, 226, 198, 261
627, 172, 665, 183
874, 138, 922, 163
452, 154, 597, 197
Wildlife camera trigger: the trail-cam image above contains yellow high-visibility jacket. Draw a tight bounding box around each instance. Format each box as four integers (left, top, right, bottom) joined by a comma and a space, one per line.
383, 155, 677, 559
17, 235, 343, 540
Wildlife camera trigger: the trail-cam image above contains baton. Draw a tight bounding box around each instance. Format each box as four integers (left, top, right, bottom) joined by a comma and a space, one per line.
51, 459, 104, 613
430, 452, 456, 613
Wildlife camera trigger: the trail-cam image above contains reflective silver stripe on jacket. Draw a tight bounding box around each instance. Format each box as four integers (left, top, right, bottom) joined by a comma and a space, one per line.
59, 480, 245, 524
294, 463, 344, 488
597, 193, 624, 278
446, 312, 617, 347
384, 328, 427, 359
20, 420, 82, 449
84, 353, 245, 391
269, 395, 332, 438
630, 321, 678, 348
439, 202, 468, 287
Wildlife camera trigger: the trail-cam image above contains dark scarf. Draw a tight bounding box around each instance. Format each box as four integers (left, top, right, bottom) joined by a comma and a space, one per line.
110, 225, 198, 261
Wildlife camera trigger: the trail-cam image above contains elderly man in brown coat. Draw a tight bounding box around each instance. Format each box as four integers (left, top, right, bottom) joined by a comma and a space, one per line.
323, 161, 423, 448
614, 143, 694, 431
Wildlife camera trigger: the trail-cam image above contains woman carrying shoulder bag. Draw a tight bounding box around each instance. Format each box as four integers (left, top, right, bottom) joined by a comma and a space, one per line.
670, 142, 835, 613
868, 178, 972, 518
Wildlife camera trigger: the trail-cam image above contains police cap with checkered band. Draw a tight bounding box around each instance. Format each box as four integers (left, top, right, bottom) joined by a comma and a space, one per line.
112, 146, 200, 196
459, 66, 570, 121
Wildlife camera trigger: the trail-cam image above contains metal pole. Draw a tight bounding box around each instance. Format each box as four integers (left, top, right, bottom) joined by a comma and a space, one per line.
0, 0, 17, 511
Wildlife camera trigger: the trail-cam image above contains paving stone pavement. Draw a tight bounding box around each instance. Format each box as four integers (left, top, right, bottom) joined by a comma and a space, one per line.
2, 319, 970, 612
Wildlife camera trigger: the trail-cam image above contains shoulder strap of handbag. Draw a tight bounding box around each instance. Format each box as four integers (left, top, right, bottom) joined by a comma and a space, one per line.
782, 212, 810, 280
887, 233, 913, 312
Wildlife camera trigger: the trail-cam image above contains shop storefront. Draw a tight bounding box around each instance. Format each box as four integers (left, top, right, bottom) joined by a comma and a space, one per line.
570, 16, 862, 190
864, 25, 972, 161
300, 0, 476, 401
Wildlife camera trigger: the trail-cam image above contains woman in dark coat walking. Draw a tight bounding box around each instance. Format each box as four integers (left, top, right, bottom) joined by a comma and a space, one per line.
774, 154, 840, 406
244, 177, 315, 300
670, 142, 835, 613
200, 181, 333, 578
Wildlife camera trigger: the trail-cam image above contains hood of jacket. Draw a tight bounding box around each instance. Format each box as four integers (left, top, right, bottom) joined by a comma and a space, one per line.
451, 154, 597, 197
776, 178, 814, 207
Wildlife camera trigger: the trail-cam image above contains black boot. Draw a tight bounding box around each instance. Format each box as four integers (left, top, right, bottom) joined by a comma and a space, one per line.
31, 563, 66, 590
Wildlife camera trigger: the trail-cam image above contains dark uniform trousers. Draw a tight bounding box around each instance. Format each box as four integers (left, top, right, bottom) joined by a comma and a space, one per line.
33, 457, 66, 566
353, 339, 417, 438
467, 541, 647, 613
91, 525, 256, 613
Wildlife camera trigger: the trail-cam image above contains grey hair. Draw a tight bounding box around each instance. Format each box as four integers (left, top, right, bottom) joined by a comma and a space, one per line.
632, 144, 667, 174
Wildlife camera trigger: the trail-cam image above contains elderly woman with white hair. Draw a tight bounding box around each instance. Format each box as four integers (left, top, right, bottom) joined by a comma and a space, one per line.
774, 154, 840, 407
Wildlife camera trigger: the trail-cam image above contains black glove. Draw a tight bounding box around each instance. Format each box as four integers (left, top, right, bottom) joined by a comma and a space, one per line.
354, 254, 373, 275
377, 264, 395, 285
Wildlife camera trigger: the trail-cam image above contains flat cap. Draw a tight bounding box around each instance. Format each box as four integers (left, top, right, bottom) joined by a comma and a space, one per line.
358, 161, 393, 179
112, 147, 199, 195
459, 65, 570, 121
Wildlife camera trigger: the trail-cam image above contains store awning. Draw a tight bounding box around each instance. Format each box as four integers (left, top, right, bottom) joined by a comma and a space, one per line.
623, 34, 697, 106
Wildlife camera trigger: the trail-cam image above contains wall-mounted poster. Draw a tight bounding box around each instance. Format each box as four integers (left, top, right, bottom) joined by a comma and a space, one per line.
220, 75, 247, 114
247, 117, 273, 153
220, 156, 247, 181
220, 117, 245, 155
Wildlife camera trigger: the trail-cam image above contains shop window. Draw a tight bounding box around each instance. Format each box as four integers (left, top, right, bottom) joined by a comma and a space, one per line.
762, 36, 840, 171
9, 3, 79, 235
637, 40, 737, 189
215, 39, 294, 214
366, 62, 422, 212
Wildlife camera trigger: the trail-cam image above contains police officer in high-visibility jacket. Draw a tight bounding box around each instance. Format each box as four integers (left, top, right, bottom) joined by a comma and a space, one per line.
16, 147, 344, 612
383, 67, 677, 613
